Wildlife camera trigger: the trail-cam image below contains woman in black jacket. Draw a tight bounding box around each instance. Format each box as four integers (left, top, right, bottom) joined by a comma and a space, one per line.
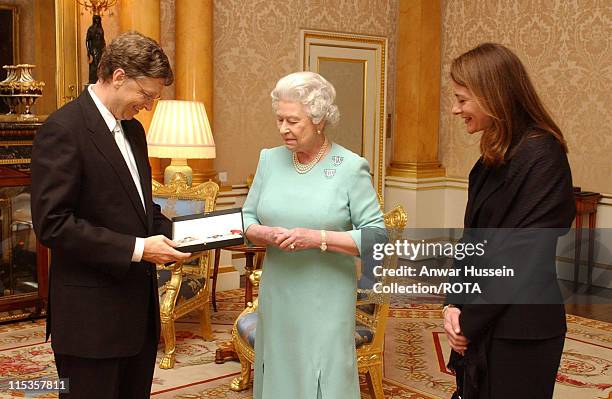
444, 43, 576, 399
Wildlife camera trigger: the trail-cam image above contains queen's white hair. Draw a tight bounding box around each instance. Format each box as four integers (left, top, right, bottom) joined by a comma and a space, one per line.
271, 71, 340, 125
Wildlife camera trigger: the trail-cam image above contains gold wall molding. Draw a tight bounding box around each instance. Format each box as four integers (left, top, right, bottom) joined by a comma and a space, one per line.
55, 0, 81, 106
384, 175, 468, 192
387, 161, 445, 179
386, 184, 448, 192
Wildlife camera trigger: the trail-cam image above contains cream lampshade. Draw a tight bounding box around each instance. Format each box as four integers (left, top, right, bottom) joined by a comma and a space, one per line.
147, 100, 216, 185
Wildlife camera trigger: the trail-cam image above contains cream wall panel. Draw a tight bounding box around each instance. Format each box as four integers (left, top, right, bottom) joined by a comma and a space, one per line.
557, 198, 612, 289
215, 270, 240, 292
444, 185, 467, 228
556, 262, 611, 289
415, 188, 446, 228
595, 197, 612, 228
385, 183, 416, 226
386, 177, 464, 229
385, 177, 446, 228
439, 0, 612, 195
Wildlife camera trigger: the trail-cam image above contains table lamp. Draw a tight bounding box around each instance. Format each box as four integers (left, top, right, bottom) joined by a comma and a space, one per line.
147, 100, 216, 185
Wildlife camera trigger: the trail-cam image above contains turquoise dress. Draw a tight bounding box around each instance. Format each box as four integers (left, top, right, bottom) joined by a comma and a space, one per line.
242, 143, 385, 399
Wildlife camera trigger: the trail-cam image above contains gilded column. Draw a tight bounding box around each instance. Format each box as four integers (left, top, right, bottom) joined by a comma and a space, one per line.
119, 0, 160, 132
175, 0, 216, 184
119, 0, 162, 179
388, 0, 445, 178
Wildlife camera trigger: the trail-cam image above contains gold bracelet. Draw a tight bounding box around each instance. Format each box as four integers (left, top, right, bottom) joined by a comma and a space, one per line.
319, 230, 327, 252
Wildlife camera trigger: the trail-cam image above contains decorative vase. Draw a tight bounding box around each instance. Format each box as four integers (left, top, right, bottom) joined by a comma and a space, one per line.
0, 64, 45, 116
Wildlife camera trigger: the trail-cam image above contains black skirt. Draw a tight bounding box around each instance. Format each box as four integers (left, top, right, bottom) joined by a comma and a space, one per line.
449, 334, 565, 399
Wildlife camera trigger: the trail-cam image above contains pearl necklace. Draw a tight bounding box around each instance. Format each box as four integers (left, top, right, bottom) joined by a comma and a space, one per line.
292, 138, 329, 174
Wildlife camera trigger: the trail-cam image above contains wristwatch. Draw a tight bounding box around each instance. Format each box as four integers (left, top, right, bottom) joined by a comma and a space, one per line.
320, 230, 327, 252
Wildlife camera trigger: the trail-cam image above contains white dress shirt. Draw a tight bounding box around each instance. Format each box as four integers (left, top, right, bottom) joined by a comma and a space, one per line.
88, 85, 146, 262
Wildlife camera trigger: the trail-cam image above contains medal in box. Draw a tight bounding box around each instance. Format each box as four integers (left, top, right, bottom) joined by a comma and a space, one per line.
172, 208, 244, 253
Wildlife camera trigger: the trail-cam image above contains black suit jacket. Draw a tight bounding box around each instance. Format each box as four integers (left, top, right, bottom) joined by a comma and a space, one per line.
458, 132, 576, 341
31, 89, 171, 358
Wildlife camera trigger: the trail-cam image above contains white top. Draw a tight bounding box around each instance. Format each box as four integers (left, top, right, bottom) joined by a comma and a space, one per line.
88, 84, 145, 262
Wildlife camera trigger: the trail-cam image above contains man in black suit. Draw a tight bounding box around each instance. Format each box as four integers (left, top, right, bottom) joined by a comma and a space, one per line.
31, 31, 190, 398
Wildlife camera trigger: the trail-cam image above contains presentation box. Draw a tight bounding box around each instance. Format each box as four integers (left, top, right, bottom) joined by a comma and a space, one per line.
172, 208, 244, 253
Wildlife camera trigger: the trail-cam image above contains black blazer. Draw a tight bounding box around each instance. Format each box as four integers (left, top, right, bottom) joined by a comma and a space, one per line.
31, 89, 171, 358
458, 132, 576, 341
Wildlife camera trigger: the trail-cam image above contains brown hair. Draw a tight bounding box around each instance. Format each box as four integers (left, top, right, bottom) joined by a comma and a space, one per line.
450, 43, 567, 166
97, 31, 173, 85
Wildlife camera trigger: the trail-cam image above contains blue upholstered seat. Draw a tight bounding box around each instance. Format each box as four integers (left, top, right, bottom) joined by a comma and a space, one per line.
236, 312, 259, 347
157, 269, 206, 305
355, 323, 375, 347
235, 311, 374, 349
154, 196, 207, 219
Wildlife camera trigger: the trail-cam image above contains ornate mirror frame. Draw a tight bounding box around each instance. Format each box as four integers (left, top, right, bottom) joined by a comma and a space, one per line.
300, 29, 387, 201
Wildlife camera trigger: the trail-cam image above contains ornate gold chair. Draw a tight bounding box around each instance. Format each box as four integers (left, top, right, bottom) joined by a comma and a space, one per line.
229, 205, 408, 397
152, 173, 219, 369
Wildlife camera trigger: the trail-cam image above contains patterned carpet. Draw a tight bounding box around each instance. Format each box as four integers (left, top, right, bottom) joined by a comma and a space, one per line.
0, 289, 610, 398
384, 305, 612, 399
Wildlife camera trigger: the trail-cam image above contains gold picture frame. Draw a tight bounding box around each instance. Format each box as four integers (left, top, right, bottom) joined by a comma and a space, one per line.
55, 0, 81, 106
0, 5, 19, 114
0, 5, 19, 63
301, 29, 387, 203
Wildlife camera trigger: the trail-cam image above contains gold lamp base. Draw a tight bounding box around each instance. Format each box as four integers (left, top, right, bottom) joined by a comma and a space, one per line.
164, 158, 193, 186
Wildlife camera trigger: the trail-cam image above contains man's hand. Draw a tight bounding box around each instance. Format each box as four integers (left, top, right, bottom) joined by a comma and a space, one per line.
142, 235, 191, 264
443, 306, 469, 355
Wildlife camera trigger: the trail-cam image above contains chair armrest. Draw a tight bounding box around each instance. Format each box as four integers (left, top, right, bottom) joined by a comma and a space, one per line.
249, 269, 262, 287
247, 297, 259, 311
157, 252, 204, 271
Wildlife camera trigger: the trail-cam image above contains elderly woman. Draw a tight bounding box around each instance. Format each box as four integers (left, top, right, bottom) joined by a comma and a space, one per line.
242, 71, 385, 399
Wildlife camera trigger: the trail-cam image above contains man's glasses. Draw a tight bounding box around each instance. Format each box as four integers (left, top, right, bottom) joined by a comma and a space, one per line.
132, 78, 161, 103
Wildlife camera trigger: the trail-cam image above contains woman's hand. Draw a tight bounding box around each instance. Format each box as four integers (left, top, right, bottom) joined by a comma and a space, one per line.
245, 225, 289, 246
443, 306, 470, 355
276, 228, 319, 252
265, 226, 290, 245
